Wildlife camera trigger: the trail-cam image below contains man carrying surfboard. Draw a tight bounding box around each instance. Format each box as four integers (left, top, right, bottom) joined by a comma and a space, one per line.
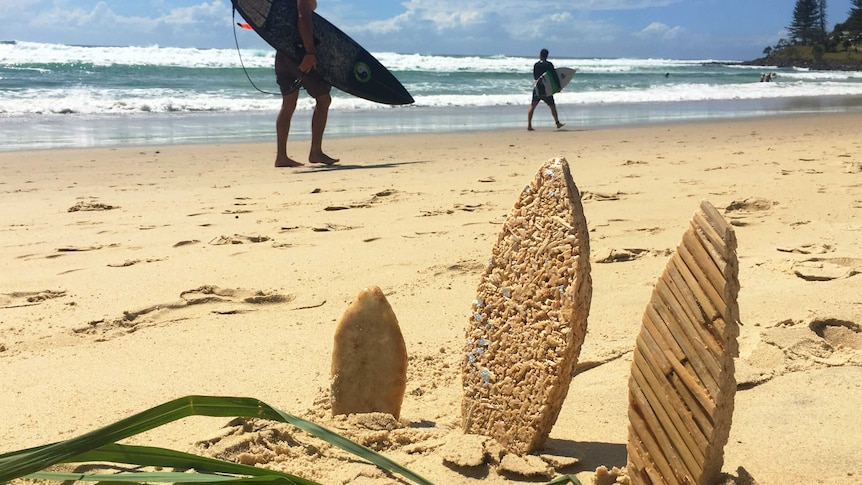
527, 48, 564, 131
274, 0, 339, 167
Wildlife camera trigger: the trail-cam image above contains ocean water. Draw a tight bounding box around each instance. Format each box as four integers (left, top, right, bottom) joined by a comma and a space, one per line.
2, 40, 862, 151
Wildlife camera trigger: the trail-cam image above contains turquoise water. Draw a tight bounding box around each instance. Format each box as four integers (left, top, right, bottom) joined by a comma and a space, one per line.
2, 41, 862, 150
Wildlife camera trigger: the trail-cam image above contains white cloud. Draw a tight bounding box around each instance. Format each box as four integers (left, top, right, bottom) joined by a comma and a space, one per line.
549, 12, 573, 23
574, 0, 681, 9
15, 1, 231, 46
162, 1, 226, 25
348, 0, 682, 47
635, 22, 685, 41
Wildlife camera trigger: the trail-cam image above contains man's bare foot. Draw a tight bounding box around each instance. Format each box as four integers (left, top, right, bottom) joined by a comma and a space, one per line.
275, 156, 304, 168
309, 152, 339, 166
556, 122, 566, 129
527, 126, 534, 131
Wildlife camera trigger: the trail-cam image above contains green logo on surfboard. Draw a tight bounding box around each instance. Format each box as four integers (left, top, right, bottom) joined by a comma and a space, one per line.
354, 62, 371, 83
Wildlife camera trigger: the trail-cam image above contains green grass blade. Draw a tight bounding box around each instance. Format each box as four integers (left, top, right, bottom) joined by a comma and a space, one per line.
65, 443, 316, 484
0, 395, 433, 485
544, 475, 583, 485
0, 396, 264, 481
24, 471, 280, 483
261, 406, 434, 485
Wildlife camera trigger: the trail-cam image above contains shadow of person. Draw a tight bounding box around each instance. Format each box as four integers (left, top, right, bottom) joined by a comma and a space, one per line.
721, 466, 759, 485
543, 438, 628, 472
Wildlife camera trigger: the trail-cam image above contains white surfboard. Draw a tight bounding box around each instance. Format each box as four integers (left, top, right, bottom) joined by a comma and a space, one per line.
535, 67, 576, 97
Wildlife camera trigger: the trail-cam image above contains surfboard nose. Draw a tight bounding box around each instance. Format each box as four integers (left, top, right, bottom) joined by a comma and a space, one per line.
367, 71, 414, 105
384, 87, 414, 105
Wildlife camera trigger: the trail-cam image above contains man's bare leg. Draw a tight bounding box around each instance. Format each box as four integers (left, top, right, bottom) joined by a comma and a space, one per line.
551, 105, 565, 129
527, 101, 538, 131
309, 93, 339, 165
275, 90, 304, 168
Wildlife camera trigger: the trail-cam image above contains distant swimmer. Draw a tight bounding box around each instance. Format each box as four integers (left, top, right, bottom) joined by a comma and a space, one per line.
527, 48, 565, 131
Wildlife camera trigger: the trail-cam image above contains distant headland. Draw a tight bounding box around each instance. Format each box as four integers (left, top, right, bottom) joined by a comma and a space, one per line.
744, 43, 862, 71
745, 0, 862, 71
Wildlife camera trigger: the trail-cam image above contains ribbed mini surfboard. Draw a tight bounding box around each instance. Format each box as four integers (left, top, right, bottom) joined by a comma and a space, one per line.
627, 200, 740, 485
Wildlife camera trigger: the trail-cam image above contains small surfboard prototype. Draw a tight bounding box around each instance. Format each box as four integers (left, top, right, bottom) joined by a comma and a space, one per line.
331, 286, 408, 419
462, 157, 592, 455
535, 67, 576, 97
232, 0, 413, 105
627, 200, 740, 485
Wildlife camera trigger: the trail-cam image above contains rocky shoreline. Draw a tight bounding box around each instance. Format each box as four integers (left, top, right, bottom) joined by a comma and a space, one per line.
743, 56, 862, 71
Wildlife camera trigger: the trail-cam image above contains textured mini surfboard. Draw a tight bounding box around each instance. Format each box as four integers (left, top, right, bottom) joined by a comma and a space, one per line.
331, 286, 408, 419
462, 157, 592, 455
535, 67, 576, 97
232, 0, 413, 105
627, 200, 740, 485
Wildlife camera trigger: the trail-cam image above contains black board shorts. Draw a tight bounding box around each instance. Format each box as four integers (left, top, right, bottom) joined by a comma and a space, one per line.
275, 53, 331, 98
532, 92, 556, 106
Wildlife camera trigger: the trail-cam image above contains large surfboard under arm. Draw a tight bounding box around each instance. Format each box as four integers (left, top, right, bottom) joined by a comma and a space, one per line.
535, 67, 576, 97
232, 0, 414, 105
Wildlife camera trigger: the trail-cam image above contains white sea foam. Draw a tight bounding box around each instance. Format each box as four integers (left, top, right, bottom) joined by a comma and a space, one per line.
1, 41, 861, 118
1, 41, 732, 72
0, 41, 274, 68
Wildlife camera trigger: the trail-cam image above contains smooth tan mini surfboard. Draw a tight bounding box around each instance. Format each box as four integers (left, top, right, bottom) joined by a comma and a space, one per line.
627, 200, 740, 485
331, 286, 408, 419
462, 157, 592, 455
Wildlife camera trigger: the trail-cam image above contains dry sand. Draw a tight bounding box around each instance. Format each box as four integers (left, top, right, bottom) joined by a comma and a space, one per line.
1, 112, 861, 484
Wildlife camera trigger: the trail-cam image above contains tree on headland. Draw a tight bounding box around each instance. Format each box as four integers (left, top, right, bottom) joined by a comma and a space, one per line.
848, 0, 862, 34
818, 0, 829, 43
752, 0, 862, 68
788, 0, 825, 44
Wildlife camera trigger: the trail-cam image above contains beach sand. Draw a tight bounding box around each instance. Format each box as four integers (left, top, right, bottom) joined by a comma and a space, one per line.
1, 112, 861, 484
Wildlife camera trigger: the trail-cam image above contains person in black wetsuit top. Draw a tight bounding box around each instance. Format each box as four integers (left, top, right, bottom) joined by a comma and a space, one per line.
527, 48, 564, 131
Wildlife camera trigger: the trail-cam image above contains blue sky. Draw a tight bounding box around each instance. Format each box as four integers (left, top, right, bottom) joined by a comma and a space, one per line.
0, 0, 855, 59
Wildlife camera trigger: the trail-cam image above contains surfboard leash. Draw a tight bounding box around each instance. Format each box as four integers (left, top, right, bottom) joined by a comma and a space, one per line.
232, 7, 301, 96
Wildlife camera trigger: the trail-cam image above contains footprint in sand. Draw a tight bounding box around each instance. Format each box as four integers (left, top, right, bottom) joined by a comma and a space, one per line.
173, 240, 201, 247
764, 318, 862, 367
208, 234, 271, 245
725, 197, 776, 213
419, 209, 455, 217
56, 244, 110, 252
0, 290, 66, 308
312, 223, 356, 232
107, 258, 165, 268
428, 260, 486, 277
791, 257, 862, 281
581, 191, 627, 201
454, 203, 487, 212
843, 161, 862, 174
68, 200, 118, 212
73, 285, 301, 340
723, 197, 776, 226
325, 189, 399, 212
738, 317, 862, 389
594, 248, 670, 263
776, 243, 833, 255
